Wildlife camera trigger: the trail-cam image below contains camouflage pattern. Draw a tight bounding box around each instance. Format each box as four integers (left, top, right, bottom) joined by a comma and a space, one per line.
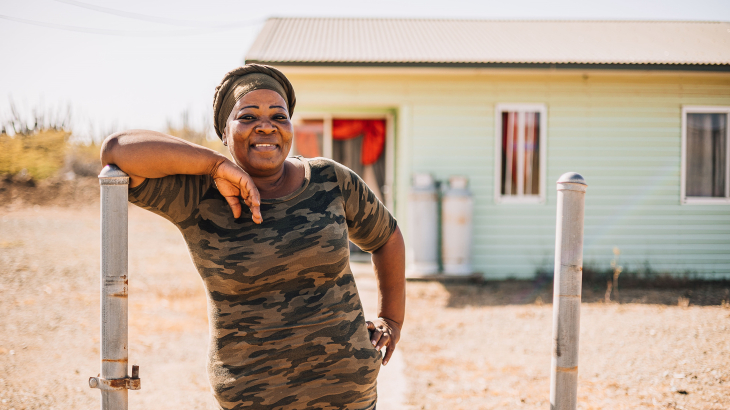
128, 157, 397, 410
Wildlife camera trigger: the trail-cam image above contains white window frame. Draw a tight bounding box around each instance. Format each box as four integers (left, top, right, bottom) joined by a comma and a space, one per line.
681, 106, 730, 205
494, 103, 547, 204
291, 111, 395, 211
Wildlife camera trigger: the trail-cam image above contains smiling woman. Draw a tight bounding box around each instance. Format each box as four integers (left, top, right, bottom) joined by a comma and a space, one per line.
223, 90, 299, 190
99, 64, 406, 410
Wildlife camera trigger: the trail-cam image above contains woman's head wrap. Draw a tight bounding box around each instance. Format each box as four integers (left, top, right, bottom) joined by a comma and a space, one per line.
213, 64, 296, 140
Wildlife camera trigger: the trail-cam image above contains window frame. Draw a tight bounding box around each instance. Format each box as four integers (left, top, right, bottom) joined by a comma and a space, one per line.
494, 103, 548, 204
681, 105, 730, 205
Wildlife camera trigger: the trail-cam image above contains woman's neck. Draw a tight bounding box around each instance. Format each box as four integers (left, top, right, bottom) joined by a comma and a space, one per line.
251, 159, 304, 199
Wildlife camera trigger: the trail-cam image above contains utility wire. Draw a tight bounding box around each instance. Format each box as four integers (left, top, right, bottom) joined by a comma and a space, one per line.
0, 13, 263, 37
53, 0, 251, 28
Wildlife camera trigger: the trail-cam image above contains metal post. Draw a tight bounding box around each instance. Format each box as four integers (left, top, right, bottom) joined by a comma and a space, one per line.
90, 165, 140, 409
549, 172, 587, 410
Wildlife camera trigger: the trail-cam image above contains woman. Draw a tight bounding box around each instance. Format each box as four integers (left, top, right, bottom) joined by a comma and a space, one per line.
101, 64, 405, 410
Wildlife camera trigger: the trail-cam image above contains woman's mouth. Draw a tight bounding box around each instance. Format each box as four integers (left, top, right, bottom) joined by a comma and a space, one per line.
251, 143, 278, 152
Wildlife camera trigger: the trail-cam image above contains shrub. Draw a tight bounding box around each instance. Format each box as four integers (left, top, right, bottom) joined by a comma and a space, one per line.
0, 130, 69, 179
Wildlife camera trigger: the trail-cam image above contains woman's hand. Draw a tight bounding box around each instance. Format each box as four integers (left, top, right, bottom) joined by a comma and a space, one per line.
212, 160, 262, 224
367, 317, 401, 365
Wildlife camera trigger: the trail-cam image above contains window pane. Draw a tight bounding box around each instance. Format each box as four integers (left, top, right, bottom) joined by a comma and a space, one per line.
525, 112, 540, 195
501, 110, 541, 196
686, 113, 727, 197
291, 119, 323, 158
501, 112, 518, 195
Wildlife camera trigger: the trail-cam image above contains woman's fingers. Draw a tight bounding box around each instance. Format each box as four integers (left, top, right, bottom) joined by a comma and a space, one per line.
224, 196, 242, 219
367, 318, 401, 366
238, 175, 262, 224
374, 332, 390, 352
368, 323, 383, 347
214, 160, 263, 224
382, 341, 396, 366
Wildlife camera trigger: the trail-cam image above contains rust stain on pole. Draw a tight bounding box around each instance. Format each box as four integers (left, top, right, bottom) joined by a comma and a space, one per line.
107, 379, 129, 389
556, 366, 578, 373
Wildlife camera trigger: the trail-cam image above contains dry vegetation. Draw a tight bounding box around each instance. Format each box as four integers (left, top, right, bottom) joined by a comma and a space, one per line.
0, 106, 224, 188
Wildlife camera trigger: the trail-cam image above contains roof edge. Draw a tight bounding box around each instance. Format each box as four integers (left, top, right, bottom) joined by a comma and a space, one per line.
263, 16, 730, 24
244, 60, 730, 72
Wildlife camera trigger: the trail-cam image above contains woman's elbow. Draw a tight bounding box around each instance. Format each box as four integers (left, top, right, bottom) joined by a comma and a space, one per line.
100, 131, 127, 166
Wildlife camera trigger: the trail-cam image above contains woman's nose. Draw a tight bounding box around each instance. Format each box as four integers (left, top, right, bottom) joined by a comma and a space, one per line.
255, 120, 276, 134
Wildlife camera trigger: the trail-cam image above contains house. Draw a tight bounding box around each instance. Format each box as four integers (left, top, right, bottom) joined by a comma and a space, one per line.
245, 18, 730, 279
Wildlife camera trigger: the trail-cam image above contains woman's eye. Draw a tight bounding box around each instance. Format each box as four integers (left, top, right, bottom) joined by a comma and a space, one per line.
274, 115, 288, 121
239, 114, 256, 121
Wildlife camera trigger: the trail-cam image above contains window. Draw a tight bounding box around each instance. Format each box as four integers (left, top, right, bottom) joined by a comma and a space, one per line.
494, 104, 547, 203
682, 107, 730, 204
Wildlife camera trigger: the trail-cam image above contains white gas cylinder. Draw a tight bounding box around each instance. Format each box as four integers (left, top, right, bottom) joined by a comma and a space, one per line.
407, 173, 439, 275
441, 176, 473, 275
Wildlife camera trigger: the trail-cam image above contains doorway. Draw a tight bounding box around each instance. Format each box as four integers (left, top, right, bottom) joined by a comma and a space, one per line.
291, 113, 395, 259
290, 113, 395, 210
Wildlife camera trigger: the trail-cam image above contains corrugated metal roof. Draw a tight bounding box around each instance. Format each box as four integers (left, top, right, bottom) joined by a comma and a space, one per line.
245, 18, 730, 67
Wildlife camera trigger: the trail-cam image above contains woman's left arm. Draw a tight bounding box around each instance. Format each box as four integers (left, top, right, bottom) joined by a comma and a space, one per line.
368, 226, 406, 365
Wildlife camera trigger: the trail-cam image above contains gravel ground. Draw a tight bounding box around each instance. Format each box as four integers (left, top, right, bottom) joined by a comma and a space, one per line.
1, 203, 216, 410
2, 182, 729, 410
401, 282, 730, 410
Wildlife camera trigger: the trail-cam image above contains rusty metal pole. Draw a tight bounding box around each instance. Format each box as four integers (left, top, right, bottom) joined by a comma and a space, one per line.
90, 165, 140, 409
549, 172, 587, 410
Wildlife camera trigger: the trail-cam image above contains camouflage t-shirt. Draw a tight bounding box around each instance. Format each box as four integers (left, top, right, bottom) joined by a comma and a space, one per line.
128, 157, 397, 410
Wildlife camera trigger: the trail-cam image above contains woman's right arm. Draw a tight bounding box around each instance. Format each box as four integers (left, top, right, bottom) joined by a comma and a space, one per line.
101, 130, 262, 223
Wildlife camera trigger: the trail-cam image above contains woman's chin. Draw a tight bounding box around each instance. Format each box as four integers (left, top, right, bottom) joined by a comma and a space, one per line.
240, 154, 286, 175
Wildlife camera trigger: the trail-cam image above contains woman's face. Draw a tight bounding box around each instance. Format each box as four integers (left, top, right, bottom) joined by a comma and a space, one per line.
224, 89, 293, 177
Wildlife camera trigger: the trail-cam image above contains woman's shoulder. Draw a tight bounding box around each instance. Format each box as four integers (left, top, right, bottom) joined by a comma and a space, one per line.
298, 157, 351, 184
303, 156, 337, 169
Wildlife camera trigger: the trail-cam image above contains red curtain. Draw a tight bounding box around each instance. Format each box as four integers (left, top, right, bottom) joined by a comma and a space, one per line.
332, 119, 386, 165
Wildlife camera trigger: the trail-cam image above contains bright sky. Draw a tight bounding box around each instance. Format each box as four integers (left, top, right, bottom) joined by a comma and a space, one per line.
1, 0, 729, 141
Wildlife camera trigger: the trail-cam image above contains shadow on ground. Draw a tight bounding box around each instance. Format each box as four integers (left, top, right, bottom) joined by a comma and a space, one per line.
440, 278, 730, 308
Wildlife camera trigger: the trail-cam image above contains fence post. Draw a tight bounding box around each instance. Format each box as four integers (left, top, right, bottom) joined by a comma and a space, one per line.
549, 172, 587, 410
89, 164, 140, 410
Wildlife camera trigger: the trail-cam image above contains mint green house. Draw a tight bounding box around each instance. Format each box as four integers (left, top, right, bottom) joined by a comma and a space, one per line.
246, 18, 730, 279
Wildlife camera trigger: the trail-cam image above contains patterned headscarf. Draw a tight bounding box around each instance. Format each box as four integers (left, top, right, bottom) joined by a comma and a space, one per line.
213, 64, 296, 140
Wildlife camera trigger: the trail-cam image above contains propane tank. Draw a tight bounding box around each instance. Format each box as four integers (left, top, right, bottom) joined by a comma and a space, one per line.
407, 173, 439, 275
441, 176, 473, 275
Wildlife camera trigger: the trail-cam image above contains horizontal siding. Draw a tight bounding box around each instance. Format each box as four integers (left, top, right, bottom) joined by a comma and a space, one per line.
290, 70, 730, 279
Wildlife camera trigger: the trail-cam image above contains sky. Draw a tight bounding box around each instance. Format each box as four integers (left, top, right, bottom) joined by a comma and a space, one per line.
1, 0, 729, 141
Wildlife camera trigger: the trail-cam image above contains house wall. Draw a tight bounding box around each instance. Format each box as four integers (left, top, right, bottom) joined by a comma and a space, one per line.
283, 68, 730, 279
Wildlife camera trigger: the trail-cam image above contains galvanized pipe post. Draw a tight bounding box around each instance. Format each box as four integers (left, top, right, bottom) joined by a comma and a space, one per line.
90, 165, 140, 410
549, 172, 587, 410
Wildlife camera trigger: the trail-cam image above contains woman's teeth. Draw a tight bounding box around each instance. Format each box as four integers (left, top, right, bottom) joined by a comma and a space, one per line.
254, 144, 275, 147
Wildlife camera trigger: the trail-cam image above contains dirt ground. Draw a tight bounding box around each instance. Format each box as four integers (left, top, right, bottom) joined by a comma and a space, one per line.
401, 283, 730, 410
1, 201, 217, 410
1, 179, 729, 410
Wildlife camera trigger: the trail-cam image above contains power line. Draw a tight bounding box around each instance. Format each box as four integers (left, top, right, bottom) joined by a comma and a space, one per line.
53, 0, 251, 28
0, 13, 263, 37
